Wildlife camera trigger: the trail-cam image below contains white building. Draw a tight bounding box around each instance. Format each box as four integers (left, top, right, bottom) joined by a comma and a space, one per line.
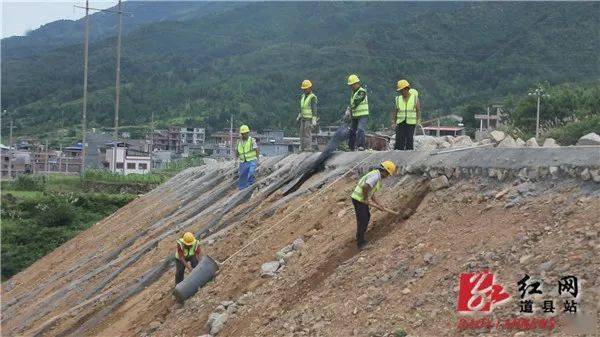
104, 142, 151, 174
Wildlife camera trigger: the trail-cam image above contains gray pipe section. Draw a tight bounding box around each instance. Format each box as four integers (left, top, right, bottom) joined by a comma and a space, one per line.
173, 255, 219, 303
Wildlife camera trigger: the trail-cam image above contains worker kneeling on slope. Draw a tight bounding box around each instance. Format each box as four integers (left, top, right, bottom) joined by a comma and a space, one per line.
351, 161, 399, 249
236, 124, 260, 190
175, 232, 202, 285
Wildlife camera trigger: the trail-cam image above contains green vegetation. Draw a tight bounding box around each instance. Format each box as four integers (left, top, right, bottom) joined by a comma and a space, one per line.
1, 175, 136, 280
2, 2, 599, 140
1, 153, 204, 279
498, 82, 599, 144
546, 115, 600, 145
83, 170, 166, 185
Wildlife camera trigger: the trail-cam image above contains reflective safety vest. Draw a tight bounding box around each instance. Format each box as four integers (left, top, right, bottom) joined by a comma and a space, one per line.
174, 238, 199, 260
350, 87, 369, 117
396, 88, 419, 125
300, 93, 317, 119
237, 137, 257, 162
351, 169, 382, 203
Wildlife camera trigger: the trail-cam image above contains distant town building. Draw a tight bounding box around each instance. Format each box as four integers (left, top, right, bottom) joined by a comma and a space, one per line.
315, 126, 339, 151
256, 130, 299, 156
151, 126, 205, 154
32, 148, 82, 174
1, 145, 31, 179
104, 142, 151, 175
206, 130, 240, 158
207, 129, 299, 158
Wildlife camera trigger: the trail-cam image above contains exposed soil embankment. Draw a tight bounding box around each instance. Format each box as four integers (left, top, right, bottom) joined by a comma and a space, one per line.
2, 148, 599, 337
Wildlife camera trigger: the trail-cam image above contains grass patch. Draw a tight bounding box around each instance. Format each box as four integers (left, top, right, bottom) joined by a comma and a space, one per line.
1, 189, 136, 280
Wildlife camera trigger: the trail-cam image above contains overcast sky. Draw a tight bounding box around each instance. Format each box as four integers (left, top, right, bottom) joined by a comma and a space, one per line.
2, 1, 116, 38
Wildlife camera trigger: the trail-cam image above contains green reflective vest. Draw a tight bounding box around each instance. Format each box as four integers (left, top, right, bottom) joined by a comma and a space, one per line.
350, 87, 369, 117
396, 89, 419, 125
237, 137, 257, 162
300, 93, 317, 119
174, 238, 199, 260
351, 169, 382, 203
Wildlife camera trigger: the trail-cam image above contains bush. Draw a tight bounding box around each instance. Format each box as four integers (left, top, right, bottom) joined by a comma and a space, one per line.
38, 198, 74, 227
12, 175, 47, 191
545, 115, 600, 145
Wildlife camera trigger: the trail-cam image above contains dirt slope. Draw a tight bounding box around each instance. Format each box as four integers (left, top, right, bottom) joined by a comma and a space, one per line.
2, 150, 599, 337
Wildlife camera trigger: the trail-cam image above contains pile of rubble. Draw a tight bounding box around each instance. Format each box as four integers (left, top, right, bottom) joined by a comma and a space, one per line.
407, 131, 600, 151
260, 238, 305, 278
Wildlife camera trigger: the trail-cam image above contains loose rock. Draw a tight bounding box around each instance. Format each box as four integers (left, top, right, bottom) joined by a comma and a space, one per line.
498, 135, 517, 148
260, 261, 280, 277
210, 312, 229, 335
429, 175, 449, 191
525, 137, 539, 147
292, 238, 305, 250
490, 130, 506, 142
543, 138, 559, 147
576, 132, 600, 146
148, 321, 161, 333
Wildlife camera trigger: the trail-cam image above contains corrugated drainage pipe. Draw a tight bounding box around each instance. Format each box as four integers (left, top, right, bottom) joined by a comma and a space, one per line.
173, 255, 219, 303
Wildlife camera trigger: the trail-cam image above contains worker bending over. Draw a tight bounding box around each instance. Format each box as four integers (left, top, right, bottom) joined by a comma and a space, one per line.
175, 232, 201, 285
393, 79, 421, 150
351, 161, 398, 249
235, 125, 260, 190
297, 79, 318, 152
346, 74, 369, 151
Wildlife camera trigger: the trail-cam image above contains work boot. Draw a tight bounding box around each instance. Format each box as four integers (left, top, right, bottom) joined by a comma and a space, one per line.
357, 239, 367, 250
357, 147, 365, 151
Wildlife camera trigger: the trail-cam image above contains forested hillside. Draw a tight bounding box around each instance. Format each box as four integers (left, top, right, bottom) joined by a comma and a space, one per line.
1, 1, 242, 59
2, 1, 599, 137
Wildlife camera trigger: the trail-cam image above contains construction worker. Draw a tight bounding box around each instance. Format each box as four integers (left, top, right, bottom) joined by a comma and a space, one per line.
350, 161, 398, 249
297, 79, 318, 152
346, 74, 369, 151
392, 79, 421, 150
175, 232, 201, 285
235, 125, 260, 190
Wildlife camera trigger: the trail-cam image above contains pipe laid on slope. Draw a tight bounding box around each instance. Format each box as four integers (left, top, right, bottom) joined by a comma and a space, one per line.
173, 255, 219, 303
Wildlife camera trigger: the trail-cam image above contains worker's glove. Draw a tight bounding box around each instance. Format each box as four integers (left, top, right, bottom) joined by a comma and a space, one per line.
344, 107, 351, 118
296, 114, 301, 123
311, 116, 319, 127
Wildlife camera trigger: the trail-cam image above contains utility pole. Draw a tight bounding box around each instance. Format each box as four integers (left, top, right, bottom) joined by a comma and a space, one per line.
150, 110, 155, 153
81, 0, 90, 174
45, 139, 49, 175
74, 1, 130, 174
8, 117, 13, 180
528, 85, 549, 139
113, 0, 123, 140
229, 114, 234, 159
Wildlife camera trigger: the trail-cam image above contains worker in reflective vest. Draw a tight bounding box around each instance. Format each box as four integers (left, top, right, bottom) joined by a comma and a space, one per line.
350, 161, 398, 249
346, 74, 369, 151
392, 79, 421, 150
297, 79, 318, 152
175, 232, 202, 285
235, 125, 260, 190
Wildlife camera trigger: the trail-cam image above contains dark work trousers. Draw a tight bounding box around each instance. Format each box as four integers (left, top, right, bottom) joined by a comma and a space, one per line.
348, 117, 367, 150
175, 255, 199, 285
352, 198, 371, 246
394, 121, 416, 150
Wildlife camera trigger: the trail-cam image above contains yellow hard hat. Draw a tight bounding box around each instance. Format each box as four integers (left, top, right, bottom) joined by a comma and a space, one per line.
396, 79, 410, 91
347, 74, 360, 85
240, 125, 250, 134
182, 232, 196, 246
380, 161, 397, 176
301, 79, 312, 89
